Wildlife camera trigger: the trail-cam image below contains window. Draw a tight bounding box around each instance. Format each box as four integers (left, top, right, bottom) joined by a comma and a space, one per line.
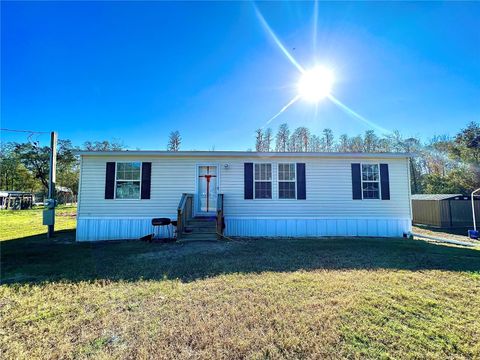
116, 162, 141, 199
254, 163, 272, 199
278, 163, 296, 199
361, 164, 380, 199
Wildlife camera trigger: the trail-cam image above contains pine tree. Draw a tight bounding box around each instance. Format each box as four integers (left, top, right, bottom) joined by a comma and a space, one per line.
167, 130, 181, 151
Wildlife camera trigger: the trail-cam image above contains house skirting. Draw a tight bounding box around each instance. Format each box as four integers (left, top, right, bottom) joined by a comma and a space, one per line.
77, 216, 411, 241
76, 217, 175, 242
224, 217, 411, 238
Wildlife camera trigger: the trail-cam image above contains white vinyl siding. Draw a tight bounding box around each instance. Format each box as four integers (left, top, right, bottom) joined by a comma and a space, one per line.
78, 155, 411, 220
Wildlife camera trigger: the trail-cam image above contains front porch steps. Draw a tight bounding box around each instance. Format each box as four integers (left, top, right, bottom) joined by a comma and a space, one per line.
180, 217, 218, 241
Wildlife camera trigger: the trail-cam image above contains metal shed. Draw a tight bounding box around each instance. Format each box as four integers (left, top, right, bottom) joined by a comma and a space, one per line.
412, 194, 480, 228
0, 191, 34, 210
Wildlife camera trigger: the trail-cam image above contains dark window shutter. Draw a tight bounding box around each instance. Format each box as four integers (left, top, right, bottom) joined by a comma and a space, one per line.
380, 163, 390, 200
244, 163, 253, 199
105, 162, 116, 199
351, 163, 362, 200
296, 163, 306, 200
141, 162, 152, 199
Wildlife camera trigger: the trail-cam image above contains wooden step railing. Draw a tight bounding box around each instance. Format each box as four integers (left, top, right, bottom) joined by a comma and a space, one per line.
216, 193, 224, 239
177, 193, 193, 239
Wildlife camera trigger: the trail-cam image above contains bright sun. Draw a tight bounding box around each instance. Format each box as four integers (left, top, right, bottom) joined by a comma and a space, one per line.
298, 66, 334, 102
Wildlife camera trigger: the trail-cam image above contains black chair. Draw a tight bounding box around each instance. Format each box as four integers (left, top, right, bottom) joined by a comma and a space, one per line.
151, 218, 171, 239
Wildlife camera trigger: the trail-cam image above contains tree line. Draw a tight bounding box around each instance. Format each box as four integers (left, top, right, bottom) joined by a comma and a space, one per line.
0, 140, 125, 197
253, 122, 479, 195
0, 131, 183, 196
0, 123, 478, 196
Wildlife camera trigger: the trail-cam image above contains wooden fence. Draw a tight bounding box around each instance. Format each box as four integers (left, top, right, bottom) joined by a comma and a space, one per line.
412, 199, 480, 228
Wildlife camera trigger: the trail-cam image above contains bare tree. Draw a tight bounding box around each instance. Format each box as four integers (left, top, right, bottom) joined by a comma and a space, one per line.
363, 130, 378, 152
83, 139, 125, 151
322, 129, 334, 152
263, 128, 273, 152
349, 136, 363, 152
309, 135, 321, 152
386, 130, 404, 152
275, 123, 290, 152
377, 138, 391, 152
289, 128, 301, 152
298, 127, 310, 152
337, 134, 349, 152
167, 130, 181, 151
255, 128, 264, 152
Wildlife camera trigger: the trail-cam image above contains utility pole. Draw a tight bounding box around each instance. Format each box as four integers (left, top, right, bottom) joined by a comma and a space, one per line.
47, 131, 57, 238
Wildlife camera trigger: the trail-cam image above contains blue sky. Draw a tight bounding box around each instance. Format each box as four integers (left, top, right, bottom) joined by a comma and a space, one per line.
2, 1, 479, 150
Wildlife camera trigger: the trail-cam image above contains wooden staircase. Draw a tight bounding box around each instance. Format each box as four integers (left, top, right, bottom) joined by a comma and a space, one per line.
176, 193, 224, 242
181, 217, 218, 242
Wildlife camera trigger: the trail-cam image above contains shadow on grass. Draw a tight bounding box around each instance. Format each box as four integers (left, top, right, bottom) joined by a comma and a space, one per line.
1, 229, 479, 285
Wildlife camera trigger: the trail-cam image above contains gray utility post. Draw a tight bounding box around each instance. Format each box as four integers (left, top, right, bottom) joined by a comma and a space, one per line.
47, 131, 57, 238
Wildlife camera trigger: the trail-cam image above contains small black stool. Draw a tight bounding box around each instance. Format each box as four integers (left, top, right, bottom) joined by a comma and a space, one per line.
152, 218, 171, 239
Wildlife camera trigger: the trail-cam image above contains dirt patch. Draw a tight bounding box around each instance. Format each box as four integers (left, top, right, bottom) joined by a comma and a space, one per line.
57, 213, 76, 218
133, 240, 242, 261
412, 225, 479, 245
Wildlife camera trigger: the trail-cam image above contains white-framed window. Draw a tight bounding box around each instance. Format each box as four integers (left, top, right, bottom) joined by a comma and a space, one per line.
254, 163, 272, 199
116, 162, 142, 199
361, 164, 380, 199
278, 163, 296, 199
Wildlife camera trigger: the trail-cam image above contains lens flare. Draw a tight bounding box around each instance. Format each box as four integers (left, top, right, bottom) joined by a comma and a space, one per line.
255, 3, 393, 134
254, 4, 305, 74
298, 66, 334, 102
264, 95, 301, 127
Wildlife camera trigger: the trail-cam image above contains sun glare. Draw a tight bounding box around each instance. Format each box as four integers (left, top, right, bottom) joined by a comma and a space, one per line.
298, 66, 334, 102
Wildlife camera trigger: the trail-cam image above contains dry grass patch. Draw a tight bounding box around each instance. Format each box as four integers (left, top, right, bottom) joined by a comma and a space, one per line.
2, 270, 480, 359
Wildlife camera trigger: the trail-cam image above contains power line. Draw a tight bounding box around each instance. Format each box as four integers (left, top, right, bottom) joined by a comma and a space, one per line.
0, 128, 50, 134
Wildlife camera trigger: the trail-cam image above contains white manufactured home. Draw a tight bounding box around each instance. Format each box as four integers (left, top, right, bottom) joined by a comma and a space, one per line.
76, 151, 412, 241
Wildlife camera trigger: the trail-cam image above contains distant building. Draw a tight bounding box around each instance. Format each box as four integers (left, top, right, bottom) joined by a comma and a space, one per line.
0, 191, 34, 210
56, 186, 76, 204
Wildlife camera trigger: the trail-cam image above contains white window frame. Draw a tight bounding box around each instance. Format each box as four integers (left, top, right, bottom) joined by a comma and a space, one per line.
361, 163, 381, 200
114, 161, 142, 200
254, 163, 273, 199
277, 163, 296, 200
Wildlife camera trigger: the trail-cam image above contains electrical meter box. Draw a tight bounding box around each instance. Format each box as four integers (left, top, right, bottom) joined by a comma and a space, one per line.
43, 209, 55, 225
45, 199, 56, 209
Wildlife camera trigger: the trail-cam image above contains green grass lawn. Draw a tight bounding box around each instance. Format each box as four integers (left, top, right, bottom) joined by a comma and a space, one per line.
1, 207, 480, 359
0, 205, 77, 241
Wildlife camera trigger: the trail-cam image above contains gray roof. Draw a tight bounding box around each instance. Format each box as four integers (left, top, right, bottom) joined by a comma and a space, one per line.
75, 150, 411, 159
56, 186, 73, 193
411, 194, 463, 201
0, 191, 33, 197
